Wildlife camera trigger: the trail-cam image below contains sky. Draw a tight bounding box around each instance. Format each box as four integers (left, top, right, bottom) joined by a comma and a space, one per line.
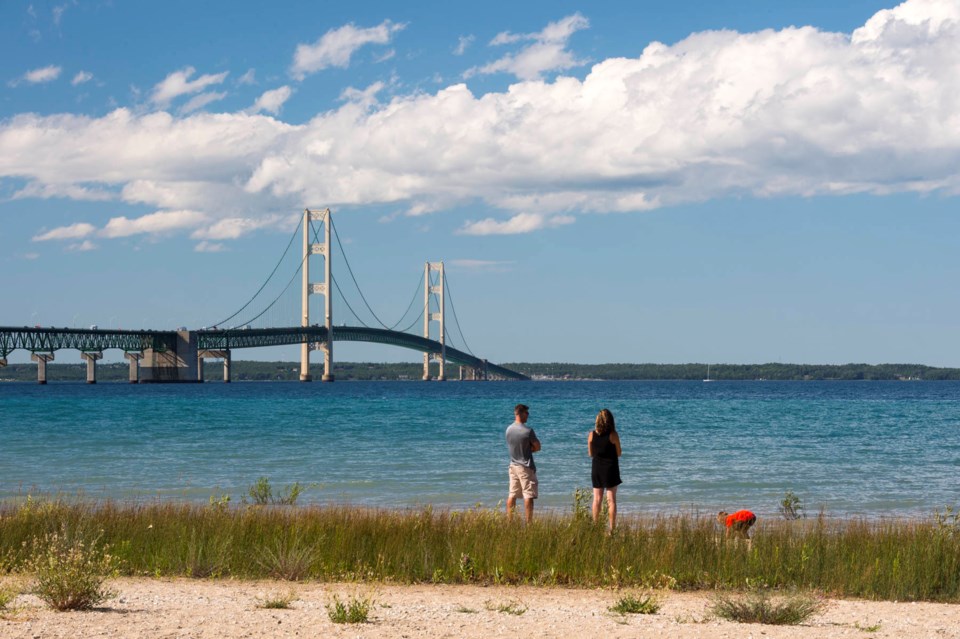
2, 0, 960, 367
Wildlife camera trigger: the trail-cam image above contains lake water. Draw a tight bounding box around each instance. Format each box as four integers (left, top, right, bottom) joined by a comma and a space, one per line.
1, 380, 958, 519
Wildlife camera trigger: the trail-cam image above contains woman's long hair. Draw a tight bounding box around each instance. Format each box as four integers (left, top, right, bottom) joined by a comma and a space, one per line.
595, 408, 616, 436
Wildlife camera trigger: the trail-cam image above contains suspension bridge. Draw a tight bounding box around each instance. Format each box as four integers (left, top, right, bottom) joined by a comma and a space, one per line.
0, 209, 529, 383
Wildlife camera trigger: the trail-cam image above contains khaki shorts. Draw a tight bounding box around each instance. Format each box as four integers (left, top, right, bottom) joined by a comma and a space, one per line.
508, 464, 538, 500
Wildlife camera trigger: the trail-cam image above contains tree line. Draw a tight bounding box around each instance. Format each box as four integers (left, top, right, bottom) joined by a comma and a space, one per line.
2, 361, 959, 382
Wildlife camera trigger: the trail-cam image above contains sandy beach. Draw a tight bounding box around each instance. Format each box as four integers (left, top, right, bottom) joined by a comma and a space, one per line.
2, 578, 960, 639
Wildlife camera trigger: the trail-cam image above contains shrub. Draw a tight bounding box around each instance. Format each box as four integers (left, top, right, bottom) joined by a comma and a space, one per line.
779, 491, 805, 520
609, 592, 661, 615
326, 593, 373, 623
711, 590, 824, 625
248, 477, 303, 506
28, 526, 117, 611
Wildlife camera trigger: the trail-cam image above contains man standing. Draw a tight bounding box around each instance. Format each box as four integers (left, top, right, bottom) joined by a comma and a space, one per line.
505, 403, 541, 522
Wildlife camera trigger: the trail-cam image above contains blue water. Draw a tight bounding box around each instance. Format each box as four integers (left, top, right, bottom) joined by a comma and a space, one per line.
1, 380, 959, 518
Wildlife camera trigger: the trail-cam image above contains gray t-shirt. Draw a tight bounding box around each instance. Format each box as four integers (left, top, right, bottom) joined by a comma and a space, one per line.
506, 421, 539, 470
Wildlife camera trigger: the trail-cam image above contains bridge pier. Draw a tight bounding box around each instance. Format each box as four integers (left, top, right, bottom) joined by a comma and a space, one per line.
198, 350, 231, 383
31, 352, 54, 384
81, 351, 103, 384
124, 352, 142, 383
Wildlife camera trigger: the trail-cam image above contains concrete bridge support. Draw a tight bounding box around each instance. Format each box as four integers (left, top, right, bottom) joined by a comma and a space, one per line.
124, 352, 142, 383
81, 351, 103, 384
198, 350, 231, 383
31, 352, 54, 384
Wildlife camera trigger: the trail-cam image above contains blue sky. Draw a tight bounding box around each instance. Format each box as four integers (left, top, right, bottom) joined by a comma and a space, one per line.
2, 0, 960, 366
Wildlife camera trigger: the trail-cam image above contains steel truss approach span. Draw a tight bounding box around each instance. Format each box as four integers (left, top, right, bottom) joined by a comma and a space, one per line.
0, 326, 529, 381
0, 327, 174, 355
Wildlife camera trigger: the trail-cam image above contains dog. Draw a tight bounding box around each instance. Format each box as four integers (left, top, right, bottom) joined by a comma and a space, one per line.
717, 509, 757, 539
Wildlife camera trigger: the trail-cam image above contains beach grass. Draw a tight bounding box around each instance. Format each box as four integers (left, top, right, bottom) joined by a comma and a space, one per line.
2, 498, 960, 602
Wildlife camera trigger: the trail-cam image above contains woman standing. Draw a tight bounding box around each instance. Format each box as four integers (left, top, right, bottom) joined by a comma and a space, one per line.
588, 408, 622, 530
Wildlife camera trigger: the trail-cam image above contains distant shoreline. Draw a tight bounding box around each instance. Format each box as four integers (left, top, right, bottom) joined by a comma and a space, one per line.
2, 360, 959, 382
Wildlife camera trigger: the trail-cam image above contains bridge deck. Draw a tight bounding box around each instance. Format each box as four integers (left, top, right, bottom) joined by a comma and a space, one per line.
0, 326, 528, 380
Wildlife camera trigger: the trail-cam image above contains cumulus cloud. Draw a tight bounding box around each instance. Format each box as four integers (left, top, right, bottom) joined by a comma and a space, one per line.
71, 70, 93, 86
467, 14, 589, 80
180, 91, 227, 114
458, 213, 575, 235
190, 214, 288, 240
33, 222, 96, 241
101, 210, 208, 238
151, 67, 229, 106
18, 65, 62, 85
250, 86, 293, 115
290, 20, 406, 79
2, 0, 960, 240
14, 181, 114, 201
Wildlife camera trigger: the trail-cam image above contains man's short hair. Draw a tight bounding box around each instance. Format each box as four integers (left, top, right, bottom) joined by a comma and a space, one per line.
514, 404, 529, 414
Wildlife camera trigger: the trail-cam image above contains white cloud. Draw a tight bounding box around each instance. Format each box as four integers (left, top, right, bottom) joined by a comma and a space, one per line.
68, 240, 97, 252
23, 252, 40, 260
71, 71, 93, 86
454, 35, 475, 56
33, 222, 96, 241
14, 181, 114, 201
180, 91, 227, 114
190, 214, 287, 240
101, 210, 208, 238
194, 240, 225, 252
458, 213, 575, 235
151, 67, 229, 106
467, 14, 589, 80
250, 86, 293, 115
20, 65, 62, 85
290, 20, 406, 80
237, 69, 256, 85
2, 0, 960, 242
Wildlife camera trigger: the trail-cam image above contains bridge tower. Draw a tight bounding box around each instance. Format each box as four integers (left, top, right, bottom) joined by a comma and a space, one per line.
300, 208, 334, 382
422, 261, 446, 381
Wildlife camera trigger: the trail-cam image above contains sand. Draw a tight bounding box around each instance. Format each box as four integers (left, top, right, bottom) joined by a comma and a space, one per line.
2, 578, 959, 638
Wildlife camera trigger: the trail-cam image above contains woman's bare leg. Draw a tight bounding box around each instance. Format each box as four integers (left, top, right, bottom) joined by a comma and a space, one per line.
606, 486, 618, 530
592, 488, 604, 523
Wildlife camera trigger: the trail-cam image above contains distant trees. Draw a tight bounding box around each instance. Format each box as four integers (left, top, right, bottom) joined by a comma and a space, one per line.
2, 361, 957, 382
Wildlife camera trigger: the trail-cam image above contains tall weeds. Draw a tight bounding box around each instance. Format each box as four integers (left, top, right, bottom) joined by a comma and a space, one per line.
2, 499, 960, 602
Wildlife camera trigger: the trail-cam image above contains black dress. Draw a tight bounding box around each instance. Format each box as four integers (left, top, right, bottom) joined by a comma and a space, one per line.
591, 431, 622, 489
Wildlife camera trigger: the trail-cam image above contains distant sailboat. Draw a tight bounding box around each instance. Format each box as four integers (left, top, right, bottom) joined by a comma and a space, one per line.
704, 364, 713, 382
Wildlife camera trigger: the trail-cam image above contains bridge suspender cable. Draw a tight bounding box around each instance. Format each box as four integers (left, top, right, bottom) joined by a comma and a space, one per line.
208, 215, 304, 328
232, 223, 320, 327
443, 271, 475, 356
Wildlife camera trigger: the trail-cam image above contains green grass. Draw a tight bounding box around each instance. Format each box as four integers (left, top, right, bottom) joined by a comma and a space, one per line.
711, 590, 824, 625
2, 498, 960, 602
0, 583, 20, 610
609, 592, 661, 615
326, 593, 373, 623
258, 590, 297, 609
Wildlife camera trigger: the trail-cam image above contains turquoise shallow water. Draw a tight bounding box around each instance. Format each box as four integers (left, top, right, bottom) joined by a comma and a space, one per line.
1, 380, 958, 518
